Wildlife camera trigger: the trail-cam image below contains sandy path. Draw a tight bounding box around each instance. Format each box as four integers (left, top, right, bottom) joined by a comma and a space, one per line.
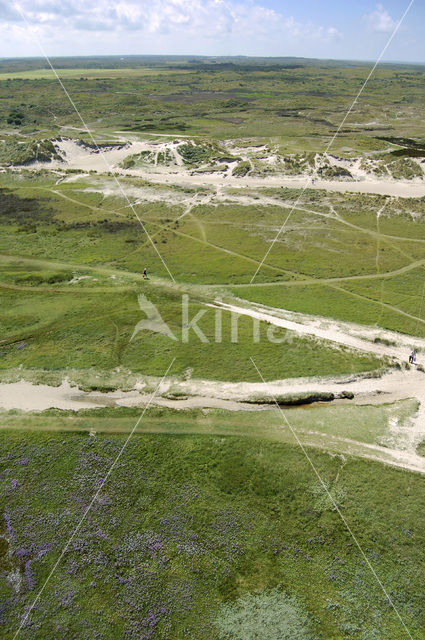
212, 300, 425, 361
129, 171, 425, 199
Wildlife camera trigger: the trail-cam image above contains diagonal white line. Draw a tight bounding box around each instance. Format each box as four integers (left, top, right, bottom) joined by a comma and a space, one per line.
14, 3, 175, 283
12, 358, 176, 640
249, 356, 414, 640
250, 0, 415, 283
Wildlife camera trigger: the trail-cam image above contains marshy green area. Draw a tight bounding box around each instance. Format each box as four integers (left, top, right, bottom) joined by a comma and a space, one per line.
1, 55, 425, 640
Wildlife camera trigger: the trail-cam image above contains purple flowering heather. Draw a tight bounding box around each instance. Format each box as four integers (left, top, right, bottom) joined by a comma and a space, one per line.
24, 560, 35, 590
4, 511, 14, 540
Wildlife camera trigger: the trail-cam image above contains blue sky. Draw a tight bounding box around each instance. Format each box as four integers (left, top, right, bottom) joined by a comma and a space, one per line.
0, 1, 423, 63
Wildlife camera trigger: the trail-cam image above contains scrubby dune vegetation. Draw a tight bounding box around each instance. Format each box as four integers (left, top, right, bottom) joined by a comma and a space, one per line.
1, 55, 425, 640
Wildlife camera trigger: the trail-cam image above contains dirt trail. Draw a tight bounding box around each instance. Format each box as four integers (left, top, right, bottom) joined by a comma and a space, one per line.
212, 300, 425, 361
131, 171, 425, 199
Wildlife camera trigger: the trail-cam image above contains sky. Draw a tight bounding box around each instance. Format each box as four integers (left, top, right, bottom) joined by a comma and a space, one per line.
0, 1, 423, 63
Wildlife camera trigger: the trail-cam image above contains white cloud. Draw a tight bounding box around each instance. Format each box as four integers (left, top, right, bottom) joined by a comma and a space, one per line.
365, 4, 396, 33
5, 0, 341, 46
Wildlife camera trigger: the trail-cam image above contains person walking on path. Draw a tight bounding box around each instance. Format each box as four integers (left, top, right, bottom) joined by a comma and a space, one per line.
409, 349, 417, 364
142, 267, 148, 280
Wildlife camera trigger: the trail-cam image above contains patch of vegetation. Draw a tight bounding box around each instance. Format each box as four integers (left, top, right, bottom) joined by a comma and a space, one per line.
0, 189, 53, 225
386, 157, 423, 180
282, 153, 314, 175
247, 391, 335, 405
317, 164, 352, 179
177, 142, 216, 165
0, 138, 61, 166
373, 337, 397, 346
359, 155, 423, 179
6, 109, 25, 126
119, 149, 155, 168
215, 589, 314, 639
14, 271, 73, 285
157, 148, 176, 165
195, 163, 228, 174
232, 160, 251, 177
417, 439, 425, 456
376, 136, 425, 153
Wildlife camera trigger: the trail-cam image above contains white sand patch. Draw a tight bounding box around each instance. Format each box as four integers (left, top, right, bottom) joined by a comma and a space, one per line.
68, 275, 93, 284
0, 380, 104, 411
14, 135, 425, 198
0, 380, 259, 412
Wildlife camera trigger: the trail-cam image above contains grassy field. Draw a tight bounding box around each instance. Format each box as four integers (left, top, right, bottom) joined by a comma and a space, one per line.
1, 173, 424, 344
0, 272, 383, 381
0, 68, 190, 80
1, 424, 425, 640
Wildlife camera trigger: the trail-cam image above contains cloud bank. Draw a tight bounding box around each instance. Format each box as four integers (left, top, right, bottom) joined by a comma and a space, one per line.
1, 0, 341, 55
0, 1, 418, 61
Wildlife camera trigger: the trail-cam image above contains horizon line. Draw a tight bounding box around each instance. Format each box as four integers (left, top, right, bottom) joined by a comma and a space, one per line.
0, 53, 424, 66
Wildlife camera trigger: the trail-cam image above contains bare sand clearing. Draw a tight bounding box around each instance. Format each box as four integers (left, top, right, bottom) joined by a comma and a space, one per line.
122, 168, 425, 198
0, 379, 259, 412
29, 139, 425, 199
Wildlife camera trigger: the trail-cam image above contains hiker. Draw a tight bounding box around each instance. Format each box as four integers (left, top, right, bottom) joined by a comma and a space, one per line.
142, 267, 148, 280
409, 349, 417, 364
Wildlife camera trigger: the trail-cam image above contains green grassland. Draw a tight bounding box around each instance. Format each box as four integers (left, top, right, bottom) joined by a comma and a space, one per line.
2, 172, 424, 339
0, 56, 424, 151
0, 268, 383, 382
0, 399, 418, 452
0, 170, 424, 387
1, 424, 425, 639
0, 68, 191, 80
